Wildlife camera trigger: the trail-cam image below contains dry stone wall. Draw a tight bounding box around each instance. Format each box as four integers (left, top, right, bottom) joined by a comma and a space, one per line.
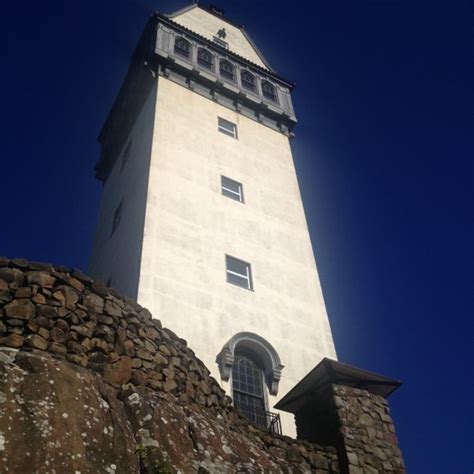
332, 385, 405, 473
0, 257, 338, 473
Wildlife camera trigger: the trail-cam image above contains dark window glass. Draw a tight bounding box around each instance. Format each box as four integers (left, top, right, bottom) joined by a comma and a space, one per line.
221, 176, 244, 203
262, 80, 278, 102
241, 71, 256, 92
226, 255, 252, 290
197, 48, 213, 69
232, 354, 266, 428
220, 60, 235, 81
174, 37, 191, 58
111, 200, 123, 236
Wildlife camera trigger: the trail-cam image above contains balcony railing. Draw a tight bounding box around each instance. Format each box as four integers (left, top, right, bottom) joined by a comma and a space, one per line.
236, 405, 282, 435
266, 411, 282, 435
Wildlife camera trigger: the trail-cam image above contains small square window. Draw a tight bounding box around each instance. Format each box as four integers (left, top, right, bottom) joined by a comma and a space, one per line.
226, 255, 253, 291
213, 36, 229, 49
111, 200, 123, 236
221, 176, 244, 203
120, 139, 132, 172
218, 117, 238, 139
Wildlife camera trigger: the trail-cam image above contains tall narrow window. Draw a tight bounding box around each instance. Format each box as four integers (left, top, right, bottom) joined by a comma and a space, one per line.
261, 80, 278, 102
111, 200, 123, 236
226, 256, 253, 290
120, 139, 132, 172
241, 71, 256, 92
197, 48, 213, 70
232, 353, 266, 428
221, 176, 244, 203
174, 37, 191, 58
218, 117, 238, 139
219, 59, 235, 81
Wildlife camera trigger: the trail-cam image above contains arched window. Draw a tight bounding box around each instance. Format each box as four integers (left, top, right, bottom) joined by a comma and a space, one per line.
219, 59, 235, 81
261, 80, 278, 102
241, 70, 256, 92
217, 332, 284, 432
232, 351, 266, 428
197, 48, 213, 70
217, 332, 284, 395
174, 37, 191, 58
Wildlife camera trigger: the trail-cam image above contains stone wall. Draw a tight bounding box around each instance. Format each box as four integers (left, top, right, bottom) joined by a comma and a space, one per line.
332, 385, 405, 473
0, 257, 338, 472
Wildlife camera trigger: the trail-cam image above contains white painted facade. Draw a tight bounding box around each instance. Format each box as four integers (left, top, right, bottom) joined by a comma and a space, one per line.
90, 5, 337, 437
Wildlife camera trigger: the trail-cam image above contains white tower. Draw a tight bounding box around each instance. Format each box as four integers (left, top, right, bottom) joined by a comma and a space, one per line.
90, 3, 337, 435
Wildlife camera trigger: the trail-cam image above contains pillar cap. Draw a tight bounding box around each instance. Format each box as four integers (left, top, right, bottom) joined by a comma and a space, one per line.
275, 358, 401, 414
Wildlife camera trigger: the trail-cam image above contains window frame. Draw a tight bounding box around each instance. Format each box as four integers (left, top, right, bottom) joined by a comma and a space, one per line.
174, 37, 191, 59
197, 47, 213, 70
221, 175, 244, 203
213, 36, 229, 49
219, 59, 236, 82
232, 353, 267, 428
261, 80, 278, 103
241, 70, 257, 93
225, 255, 253, 291
218, 117, 238, 139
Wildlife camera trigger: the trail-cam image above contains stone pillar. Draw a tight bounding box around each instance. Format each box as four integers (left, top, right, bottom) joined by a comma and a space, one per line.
332, 384, 405, 474
275, 358, 406, 474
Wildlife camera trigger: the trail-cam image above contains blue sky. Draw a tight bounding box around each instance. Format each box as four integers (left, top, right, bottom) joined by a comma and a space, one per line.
1, 1, 472, 472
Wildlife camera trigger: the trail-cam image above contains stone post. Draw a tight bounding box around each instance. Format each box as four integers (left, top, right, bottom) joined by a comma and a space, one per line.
275, 358, 406, 474
332, 384, 405, 474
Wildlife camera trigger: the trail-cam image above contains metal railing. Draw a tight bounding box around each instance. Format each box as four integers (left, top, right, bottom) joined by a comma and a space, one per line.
266, 410, 282, 435
237, 405, 282, 435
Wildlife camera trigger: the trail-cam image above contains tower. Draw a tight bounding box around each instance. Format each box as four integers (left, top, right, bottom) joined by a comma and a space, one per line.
90, 3, 337, 435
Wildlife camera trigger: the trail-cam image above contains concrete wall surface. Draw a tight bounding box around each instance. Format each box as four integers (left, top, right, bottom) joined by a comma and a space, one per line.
137, 77, 337, 435
89, 85, 157, 298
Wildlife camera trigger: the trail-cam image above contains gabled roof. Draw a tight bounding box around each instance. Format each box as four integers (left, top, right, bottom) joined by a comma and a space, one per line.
165, 3, 275, 72
275, 358, 402, 414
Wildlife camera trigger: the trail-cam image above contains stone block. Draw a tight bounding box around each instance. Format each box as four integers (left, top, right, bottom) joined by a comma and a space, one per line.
83, 293, 104, 314
49, 342, 67, 354
104, 356, 132, 385
50, 327, 66, 343
25, 334, 48, 350
0, 268, 24, 286
26, 271, 55, 288
0, 333, 24, 348
5, 299, 36, 320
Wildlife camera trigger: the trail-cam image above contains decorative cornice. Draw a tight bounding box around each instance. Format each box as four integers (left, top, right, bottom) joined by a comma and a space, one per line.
156, 13, 293, 87
163, 4, 277, 74
154, 19, 297, 133
95, 13, 297, 182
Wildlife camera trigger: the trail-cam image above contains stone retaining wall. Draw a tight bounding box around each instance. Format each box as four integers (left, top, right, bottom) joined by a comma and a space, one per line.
0, 257, 338, 472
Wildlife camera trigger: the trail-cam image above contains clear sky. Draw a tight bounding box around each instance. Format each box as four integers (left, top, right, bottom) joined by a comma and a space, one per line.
1, 1, 472, 472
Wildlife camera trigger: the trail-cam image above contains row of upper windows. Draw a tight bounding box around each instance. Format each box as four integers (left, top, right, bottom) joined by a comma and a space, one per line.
174, 37, 279, 103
